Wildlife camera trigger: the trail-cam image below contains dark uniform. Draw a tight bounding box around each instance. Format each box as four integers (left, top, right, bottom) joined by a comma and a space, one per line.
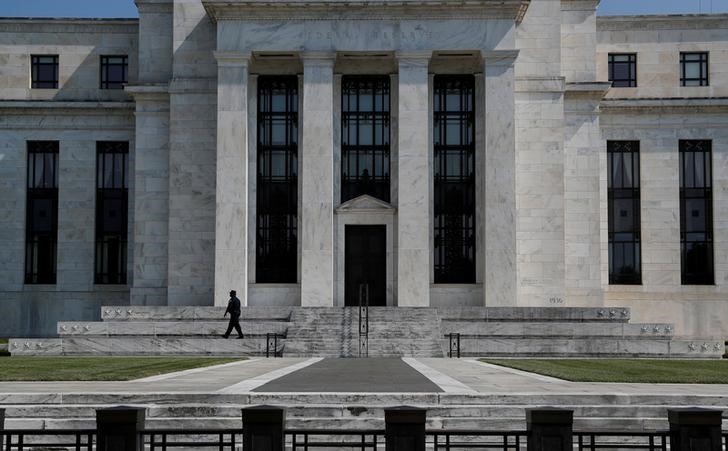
223, 290, 243, 339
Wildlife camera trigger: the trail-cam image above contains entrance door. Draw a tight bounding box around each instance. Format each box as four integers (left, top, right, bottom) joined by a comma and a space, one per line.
345, 225, 386, 307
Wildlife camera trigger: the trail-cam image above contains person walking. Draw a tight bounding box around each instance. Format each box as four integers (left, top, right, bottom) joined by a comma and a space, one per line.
222, 290, 244, 339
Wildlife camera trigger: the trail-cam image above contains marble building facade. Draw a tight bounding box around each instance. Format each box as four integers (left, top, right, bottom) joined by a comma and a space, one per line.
1, 0, 727, 339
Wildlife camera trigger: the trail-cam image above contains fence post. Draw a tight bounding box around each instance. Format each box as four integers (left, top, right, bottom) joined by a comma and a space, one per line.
668, 408, 724, 451
96, 406, 145, 451
385, 406, 426, 451
242, 405, 286, 451
526, 407, 573, 451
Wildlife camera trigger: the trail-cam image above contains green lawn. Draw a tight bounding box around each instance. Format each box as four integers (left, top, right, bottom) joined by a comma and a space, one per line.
482, 359, 728, 384
0, 356, 243, 381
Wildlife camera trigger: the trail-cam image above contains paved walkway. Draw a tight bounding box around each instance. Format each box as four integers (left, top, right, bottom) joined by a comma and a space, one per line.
0, 357, 727, 397
253, 358, 442, 393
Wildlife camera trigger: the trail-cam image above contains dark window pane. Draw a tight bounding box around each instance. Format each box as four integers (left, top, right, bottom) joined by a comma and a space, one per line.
95, 142, 129, 284
680, 52, 709, 87
256, 76, 298, 283
31, 55, 58, 89
608, 54, 637, 88
100, 55, 128, 89
25, 141, 59, 284
607, 141, 641, 284
341, 76, 391, 203
680, 140, 713, 284
434, 75, 476, 284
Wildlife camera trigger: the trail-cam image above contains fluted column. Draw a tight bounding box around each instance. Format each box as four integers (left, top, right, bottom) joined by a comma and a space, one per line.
300, 53, 335, 306
396, 51, 431, 307
484, 50, 518, 306
213, 51, 250, 306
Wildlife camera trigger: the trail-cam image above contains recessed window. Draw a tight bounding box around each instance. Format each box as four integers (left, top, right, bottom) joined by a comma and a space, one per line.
100, 55, 128, 89
680, 52, 709, 87
607, 141, 641, 285
25, 141, 59, 284
433, 75, 476, 284
256, 76, 298, 283
341, 76, 391, 203
95, 142, 129, 284
680, 140, 713, 285
608, 53, 637, 88
31, 55, 59, 89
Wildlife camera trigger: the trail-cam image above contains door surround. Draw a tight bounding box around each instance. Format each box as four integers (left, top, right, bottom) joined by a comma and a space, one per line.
334, 195, 395, 307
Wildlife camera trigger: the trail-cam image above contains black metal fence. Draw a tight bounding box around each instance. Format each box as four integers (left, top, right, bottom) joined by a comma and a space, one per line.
0, 406, 726, 451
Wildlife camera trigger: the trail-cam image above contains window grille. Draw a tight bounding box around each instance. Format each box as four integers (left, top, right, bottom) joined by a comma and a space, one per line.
100, 55, 128, 89
607, 141, 641, 284
680, 140, 714, 285
31, 55, 59, 89
25, 141, 59, 284
256, 76, 298, 283
341, 76, 391, 202
95, 142, 129, 284
608, 53, 637, 87
433, 75, 476, 284
680, 52, 709, 87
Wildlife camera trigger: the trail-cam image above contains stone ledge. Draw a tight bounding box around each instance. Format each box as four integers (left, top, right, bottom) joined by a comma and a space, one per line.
601, 97, 728, 113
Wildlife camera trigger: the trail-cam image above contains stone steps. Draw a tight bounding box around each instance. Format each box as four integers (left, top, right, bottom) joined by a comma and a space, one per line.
10, 306, 725, 357
57, 321, 289, 337
441, 322, 674, 338
444, 337, 724, 358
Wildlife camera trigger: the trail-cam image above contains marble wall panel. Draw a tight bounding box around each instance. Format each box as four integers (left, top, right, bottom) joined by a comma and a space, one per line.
563, 92, 603, 306
516, 0, 562, 77
397, 56, 430, 307
214, 60, 248, 307
561, 2, 598, 83
484, 55, 517, 307
601, 111, 728, 337
597, 16, 728, 98
300, 57, 335, 306
0, 20, 138, 101
167, 89, 217, 306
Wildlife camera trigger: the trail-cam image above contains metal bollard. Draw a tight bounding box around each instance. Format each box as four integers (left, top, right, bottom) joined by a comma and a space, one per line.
526, 407, 573, 451
96, 406, 145, 451
242, 405, 286, 451
385, 406, 426, 451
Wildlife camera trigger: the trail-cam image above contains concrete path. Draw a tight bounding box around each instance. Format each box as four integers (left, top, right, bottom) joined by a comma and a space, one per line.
1, 357, 728, 397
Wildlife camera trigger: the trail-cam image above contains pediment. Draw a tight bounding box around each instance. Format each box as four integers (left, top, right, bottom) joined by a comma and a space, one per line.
336, 194, 395, 213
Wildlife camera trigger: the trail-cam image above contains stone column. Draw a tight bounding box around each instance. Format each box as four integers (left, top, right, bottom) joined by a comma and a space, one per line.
396, 52, 431, 307
213, 52, 250, 306
300, 53, 335, 307
126, 85, 170, 306
483, 50, 518, 307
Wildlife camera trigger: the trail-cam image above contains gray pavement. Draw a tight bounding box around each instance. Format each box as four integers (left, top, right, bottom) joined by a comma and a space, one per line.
253, 358, 443, 392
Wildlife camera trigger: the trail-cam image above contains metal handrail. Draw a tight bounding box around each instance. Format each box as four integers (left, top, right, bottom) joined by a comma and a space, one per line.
287, 428, 383, 450
142, 428, 241, 451
358, 283, 369, 358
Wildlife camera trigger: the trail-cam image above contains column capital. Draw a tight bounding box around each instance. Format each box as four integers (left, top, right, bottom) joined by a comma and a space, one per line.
482, 50, 519, 66
214, 51, 252, 67
301, 51, 336, 67
396, 51, 432, 63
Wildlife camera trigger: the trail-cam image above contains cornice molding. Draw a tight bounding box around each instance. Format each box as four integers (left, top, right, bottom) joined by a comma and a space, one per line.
0, 100, 135, 111
202, 0, 530, 22
598, 14, 728, 31
601, 97, 728, 113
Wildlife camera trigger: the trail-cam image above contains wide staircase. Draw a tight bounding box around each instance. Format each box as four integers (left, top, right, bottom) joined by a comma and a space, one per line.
8, 306, 725, 358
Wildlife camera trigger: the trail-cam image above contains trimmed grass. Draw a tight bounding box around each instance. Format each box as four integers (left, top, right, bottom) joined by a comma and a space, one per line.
0, 356, 243, 381
482, 359, 728, 384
